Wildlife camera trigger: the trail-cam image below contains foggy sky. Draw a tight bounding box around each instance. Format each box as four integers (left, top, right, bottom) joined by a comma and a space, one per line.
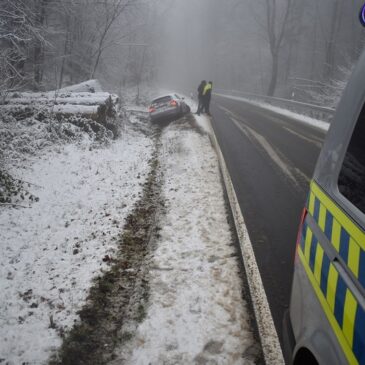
149, 0, 365, 99
154, 0, 266, 94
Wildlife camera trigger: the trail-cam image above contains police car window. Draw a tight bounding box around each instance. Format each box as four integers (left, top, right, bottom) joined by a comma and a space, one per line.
338, 103, 365, 214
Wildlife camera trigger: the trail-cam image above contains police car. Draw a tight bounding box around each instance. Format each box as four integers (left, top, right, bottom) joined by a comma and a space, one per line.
283, 51, 365, 363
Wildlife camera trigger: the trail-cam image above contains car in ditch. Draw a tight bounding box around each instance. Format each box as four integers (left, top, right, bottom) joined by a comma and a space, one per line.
283, 50, 365, 364
148, 94, 190, 123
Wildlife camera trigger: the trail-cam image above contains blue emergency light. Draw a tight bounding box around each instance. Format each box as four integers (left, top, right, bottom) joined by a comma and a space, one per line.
360, 3, 365, 26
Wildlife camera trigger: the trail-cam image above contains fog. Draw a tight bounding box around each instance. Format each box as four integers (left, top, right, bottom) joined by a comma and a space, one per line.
149, 0, 365, 104
1, 0, 365, 106
154, 0, 264, 93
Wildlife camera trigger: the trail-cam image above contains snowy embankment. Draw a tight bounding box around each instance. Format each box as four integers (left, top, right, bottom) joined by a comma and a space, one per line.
0, 88, 259, 364
113, 115, 259, 364
0, 133, 153, 363
0, 83, 153, 363
215, 93, 330, 132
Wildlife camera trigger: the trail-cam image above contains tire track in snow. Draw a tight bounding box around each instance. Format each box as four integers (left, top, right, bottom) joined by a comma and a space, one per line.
112, 115, 261, 365
49, 132, 163, 365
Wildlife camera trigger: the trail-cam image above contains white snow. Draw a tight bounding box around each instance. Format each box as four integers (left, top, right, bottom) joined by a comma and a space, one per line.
0, 126, 153, 364
8, 92, 113, 105
115, 115, 257, 364
5, 80, 119, 118
0, 93, 257, 364
215, 93, 330, 132
4, 92, 119, 119
50, 104, 99, 115
0, 104, 99, 117
57, 80, 103, 93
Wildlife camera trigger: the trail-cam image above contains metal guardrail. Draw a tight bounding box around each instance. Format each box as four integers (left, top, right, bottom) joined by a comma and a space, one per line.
214, 89, 336, 122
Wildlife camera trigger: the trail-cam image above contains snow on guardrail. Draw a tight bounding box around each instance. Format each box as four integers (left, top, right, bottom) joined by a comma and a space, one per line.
215, 89, 335, 122
215, 93, 330, 132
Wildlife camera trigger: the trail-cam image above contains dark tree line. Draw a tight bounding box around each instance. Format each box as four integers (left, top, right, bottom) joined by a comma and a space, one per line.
0, 0, 45, 95
0, 0, 160, 98
258, 0, 365, 100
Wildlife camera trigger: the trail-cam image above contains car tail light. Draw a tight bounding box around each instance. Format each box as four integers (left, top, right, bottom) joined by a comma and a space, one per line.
295, 207, 308, 262
170, 100, 177, 107
149, 106, 156, 113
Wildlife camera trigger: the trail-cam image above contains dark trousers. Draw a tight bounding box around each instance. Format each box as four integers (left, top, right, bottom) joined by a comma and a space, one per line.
196, 96, 204, 115
203, 96, 211, 114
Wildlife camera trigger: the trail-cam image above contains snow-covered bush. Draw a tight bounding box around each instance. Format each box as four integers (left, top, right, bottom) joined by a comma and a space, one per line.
0, 0, 45, 99
0, 170, 38, 205
0, 107, 117, 204
0, 80, 123, 204
0, 110, 114, 161
298, 65, 354, 109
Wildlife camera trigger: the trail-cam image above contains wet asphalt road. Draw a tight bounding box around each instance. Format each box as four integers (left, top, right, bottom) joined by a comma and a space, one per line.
210, 95, 327, 345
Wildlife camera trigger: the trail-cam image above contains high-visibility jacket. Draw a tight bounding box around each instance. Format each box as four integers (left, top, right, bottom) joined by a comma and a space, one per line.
203, 83, 212, 96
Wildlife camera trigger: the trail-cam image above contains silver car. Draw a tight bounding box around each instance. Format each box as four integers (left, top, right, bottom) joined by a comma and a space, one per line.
148, 94, 190, 123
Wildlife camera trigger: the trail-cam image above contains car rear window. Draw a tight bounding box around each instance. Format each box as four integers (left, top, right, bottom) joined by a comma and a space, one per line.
152, 96, 171, 105
338, 103, 365, 214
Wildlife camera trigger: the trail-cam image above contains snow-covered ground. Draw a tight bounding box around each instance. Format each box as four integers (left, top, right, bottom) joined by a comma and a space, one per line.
0, 93, 258, 364
113, 115, 258, 364
215, 93, 330, 131
0, 120, 153, 364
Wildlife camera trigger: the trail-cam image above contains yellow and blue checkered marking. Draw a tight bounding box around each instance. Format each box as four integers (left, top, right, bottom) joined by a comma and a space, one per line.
297, 181, 365, 365
308, 182, 365, 288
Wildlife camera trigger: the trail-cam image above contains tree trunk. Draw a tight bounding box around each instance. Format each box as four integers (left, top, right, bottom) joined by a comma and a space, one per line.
264, 0, 292, 96
59, 20, 70, 89
33, 0, 47, 90
285, 40, 294, 84
136, 46, 146, 104
310, 2, 319, 80
324, 0, 340, 81
91, 49, 103, 79
267, 51, 279, 96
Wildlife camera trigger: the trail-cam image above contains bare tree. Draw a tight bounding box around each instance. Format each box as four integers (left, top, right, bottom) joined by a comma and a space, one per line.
32, 0, 48, 89
263, 0, 293, 96
0, 0, 45, 99
90, 0, 136, 79
323, 0, 342, 80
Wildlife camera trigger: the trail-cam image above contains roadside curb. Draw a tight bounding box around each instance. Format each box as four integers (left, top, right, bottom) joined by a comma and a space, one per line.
204, 117, 285, 365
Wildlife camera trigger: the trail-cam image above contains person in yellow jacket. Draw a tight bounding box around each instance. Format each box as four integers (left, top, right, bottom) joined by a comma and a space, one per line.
202, 81, 213, 115
196, 80, 206, 115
